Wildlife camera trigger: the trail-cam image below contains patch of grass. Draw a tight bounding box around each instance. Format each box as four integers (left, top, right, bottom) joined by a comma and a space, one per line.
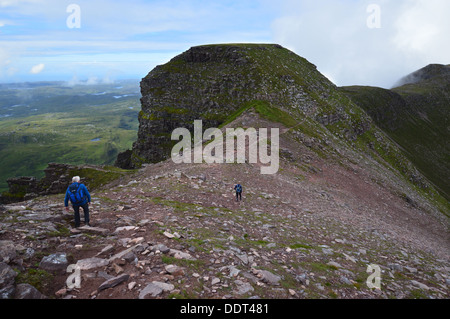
46, 224, 71, 237
185, 238, 208, 252
161, 255, 205, 271
279, 273, 299, 290
168, 290, 198, 299
220, 99, 298, 130
289, 243, 313, 250
408, 289, 430, 299
307, 262, 337, 273
328, 291, 338, 299
15, 268, 54, 292
251, 100, 298, 128
151, 197, 199, 213
67, 166, 133, 190
219, 103, 253, 128
0, 191, 27, 203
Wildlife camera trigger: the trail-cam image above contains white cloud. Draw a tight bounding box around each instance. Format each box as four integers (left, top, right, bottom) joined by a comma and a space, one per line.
1, 0, 27, 7
0, 17, 15, 29
0, 0, 274, 82
0, 0, 43, 9
30, 63, 44, 74
272, 0, 450, 88
0, 47, 18, 79
5, 0, 447, 85
392, 0, 450, 64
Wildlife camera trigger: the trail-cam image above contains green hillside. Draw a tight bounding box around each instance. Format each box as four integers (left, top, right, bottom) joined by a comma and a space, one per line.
0, 81, 140, 192
340, 64, 450, 200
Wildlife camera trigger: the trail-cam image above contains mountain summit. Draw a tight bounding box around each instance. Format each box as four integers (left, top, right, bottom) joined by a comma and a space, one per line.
117, 44, 370, 169
393, 64, 450, 87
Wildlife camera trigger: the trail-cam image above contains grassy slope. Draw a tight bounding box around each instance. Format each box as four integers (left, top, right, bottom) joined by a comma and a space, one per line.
340, 71, 450, 200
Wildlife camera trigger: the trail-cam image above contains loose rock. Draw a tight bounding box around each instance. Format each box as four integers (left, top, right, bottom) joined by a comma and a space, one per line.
39, 253, 68, 273
98, 273, 130, 291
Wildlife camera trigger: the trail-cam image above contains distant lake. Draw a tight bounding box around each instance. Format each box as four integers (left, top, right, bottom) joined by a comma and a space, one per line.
90, 138, 101, 142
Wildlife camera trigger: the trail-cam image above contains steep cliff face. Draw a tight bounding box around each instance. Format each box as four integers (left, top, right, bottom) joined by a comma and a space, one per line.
117, 44, 373, 168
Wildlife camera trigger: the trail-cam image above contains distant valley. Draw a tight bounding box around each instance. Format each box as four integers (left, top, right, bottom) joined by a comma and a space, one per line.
0, 80, 140, 192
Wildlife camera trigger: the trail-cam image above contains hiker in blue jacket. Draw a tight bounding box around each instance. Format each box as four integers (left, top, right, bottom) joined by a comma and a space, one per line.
234, 183, 243, 202
64, 176, 91, 228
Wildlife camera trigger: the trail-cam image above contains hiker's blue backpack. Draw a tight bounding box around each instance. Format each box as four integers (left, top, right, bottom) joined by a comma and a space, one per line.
69, 183, 85, 205
235, 184, 242, 193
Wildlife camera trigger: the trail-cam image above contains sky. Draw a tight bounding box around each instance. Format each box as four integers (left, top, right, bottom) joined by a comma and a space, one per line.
0, 0, 449, 88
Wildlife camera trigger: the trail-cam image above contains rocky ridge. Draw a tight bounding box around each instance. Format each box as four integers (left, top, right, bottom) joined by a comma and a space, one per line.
118, 44, 371, 168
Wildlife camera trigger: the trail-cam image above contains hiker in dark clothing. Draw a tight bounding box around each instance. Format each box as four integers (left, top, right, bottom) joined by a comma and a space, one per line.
64, 176, 91, 228
234, 184, 243, 202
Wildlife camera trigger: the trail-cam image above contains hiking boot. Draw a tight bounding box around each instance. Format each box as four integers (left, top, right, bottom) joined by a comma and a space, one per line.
85, 222, 91, 227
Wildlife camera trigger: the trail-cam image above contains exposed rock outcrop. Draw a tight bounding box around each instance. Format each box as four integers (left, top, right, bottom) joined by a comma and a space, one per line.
0, 163, 73, 204
0, 163, 131, 204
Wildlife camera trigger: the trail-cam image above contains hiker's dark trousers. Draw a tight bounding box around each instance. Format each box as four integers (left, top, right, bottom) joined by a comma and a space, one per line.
236, 192, 242, 201
73, 203, 89, 227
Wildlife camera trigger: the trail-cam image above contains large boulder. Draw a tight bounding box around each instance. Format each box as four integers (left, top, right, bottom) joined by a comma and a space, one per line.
39, 253, 68, 273
0, 240, 16, 264
0, 262, 17, 290
14, 283, 46, 299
